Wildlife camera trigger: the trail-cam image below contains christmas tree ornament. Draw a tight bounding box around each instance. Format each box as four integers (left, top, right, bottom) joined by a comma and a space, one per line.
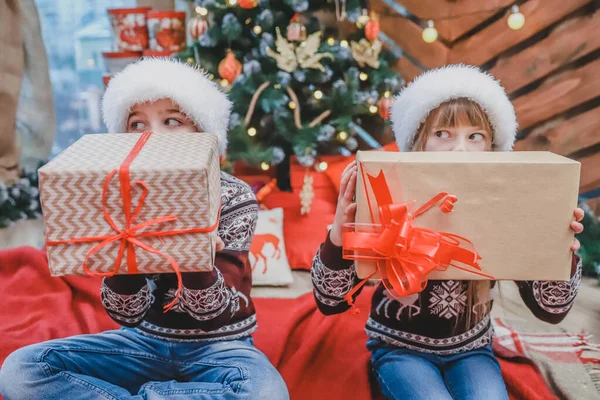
260, 162, 271, 171
357, 9, 369, 28
334, 0, 347, 21
345, 136, 358, 150
266, 28, 334, 73
287, 13, 307, 42
218, 50, 242, 84
365, 12, 380, 41
422, 20, 438, 43
377, 95, 393, 119
239, 0, 259, 8
299, 173, 314, 215
351, 38, 382, 68
195, 6, 208, 16
188, 15, 208, 40
272, 147, 286, 164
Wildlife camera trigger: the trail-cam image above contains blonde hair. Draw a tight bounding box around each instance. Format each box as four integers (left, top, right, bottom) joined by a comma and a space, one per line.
414, 98, 494, 329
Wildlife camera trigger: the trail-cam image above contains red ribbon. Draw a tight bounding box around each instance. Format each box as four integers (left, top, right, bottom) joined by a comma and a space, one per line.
46, 132, 220, 312
342, 162, 492, 310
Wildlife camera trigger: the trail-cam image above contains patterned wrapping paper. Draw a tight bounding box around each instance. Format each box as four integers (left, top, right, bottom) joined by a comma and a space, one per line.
38, 132, 221, 276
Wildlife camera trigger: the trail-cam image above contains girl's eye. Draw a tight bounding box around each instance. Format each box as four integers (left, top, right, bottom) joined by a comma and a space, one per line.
165, 118, 183, 127
435, 130, 450, 139
470, 133, 485, 141
129, 121, 146, 131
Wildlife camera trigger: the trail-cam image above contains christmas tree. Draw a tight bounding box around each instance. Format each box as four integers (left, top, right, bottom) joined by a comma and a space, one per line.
179, 0, 401, 177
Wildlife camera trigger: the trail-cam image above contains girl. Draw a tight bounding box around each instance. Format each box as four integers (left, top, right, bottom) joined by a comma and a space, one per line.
0, 59, 289, 400
311, 65, 584, 400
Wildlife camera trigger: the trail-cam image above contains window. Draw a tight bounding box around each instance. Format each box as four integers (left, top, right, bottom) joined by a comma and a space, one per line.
35, 0, 136, 155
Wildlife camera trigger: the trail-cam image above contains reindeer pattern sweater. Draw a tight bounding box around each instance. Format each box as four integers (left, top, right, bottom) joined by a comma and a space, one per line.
100, 172, 259, 342
312, 233, 582, 355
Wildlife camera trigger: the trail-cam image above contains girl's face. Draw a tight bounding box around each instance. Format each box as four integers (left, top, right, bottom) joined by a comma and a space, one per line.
126, 98, 199, 134
414, 98, 494, 152
424, 124, 492, 152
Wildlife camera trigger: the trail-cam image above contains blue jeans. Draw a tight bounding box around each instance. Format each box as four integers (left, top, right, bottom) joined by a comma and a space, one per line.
0, 328, 288, 400
367, 339, 509, 400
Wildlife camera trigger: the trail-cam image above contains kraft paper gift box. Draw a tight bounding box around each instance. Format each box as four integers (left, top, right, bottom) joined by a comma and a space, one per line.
350, 151, 580, 281
38, 132, 221, 277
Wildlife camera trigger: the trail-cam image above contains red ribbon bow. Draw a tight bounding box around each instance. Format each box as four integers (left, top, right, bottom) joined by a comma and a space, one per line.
47, 132, 220, 312
342, 163, 492, 310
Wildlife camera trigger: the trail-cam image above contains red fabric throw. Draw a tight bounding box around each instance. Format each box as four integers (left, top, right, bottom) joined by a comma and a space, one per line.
0, 246, 556, 400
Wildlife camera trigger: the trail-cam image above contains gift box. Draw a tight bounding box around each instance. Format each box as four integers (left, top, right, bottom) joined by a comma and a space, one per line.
38, 132, 221, 278
147, 11, 187, 52
107, 7, 151, 51
349, 151, 580, 283
102, 51, 142, 74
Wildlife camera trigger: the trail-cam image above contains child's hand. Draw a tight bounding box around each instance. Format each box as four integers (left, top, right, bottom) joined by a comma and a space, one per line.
570, 208, 584, 251
330, 161, 358, 247
217, 237, 225, 252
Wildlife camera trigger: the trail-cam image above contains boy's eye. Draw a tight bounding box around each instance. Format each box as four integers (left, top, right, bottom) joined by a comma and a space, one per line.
165, 118, 183, 127
129, 121, 146, 131
435, 130, 450, 139
469, 133, 485, 141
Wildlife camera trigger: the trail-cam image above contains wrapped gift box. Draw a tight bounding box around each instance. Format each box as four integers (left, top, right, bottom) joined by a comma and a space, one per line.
352, 151, 580, 281
39, 132, 221, 277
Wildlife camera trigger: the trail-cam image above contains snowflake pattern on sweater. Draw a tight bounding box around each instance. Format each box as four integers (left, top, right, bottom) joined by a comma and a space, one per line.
312, 232, 582, 355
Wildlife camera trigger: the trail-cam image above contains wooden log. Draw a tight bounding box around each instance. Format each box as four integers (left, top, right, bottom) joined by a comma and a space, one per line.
491, 11, 600, 94
450, 0, 591, 66
514, 107, 600, 156
579, 150, 600, 193
512, 58, 600, 130
371, 0, 449, 69
395, 56, 424, 83
397, 0, 513, 42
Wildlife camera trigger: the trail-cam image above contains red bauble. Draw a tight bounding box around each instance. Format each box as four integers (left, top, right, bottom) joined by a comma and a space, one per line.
218, 51, 242, 84
239, 0, 259, 9
188, 16, 208, 39
365, 13, 380, 41
377, 96, 393, 119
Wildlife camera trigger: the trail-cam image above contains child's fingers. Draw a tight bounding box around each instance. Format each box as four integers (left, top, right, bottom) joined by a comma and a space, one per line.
571, 238, 580, 252
574, 208, 584, 222
570, 221, 584, 234
345, 203, 357, 218
343, 171, 357, 203
339, 169, 352, 195
339, 161, 356, 185
216, 237, 225, 252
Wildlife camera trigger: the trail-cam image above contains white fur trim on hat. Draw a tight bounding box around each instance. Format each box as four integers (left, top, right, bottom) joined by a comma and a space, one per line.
102, 58, 232, 155
391, 64, 518, 152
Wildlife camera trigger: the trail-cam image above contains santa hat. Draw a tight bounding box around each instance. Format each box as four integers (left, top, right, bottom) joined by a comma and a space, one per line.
391, 64, 518, 152
102, 58, 232, 155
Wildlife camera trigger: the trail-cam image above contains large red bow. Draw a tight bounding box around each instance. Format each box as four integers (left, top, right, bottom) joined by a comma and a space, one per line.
342, 163, 492, 309
47, 132, 220, 312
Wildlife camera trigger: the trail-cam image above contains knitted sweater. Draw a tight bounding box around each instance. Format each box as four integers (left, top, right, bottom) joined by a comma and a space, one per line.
100, 172, 259, 342
312, 232, 582, 355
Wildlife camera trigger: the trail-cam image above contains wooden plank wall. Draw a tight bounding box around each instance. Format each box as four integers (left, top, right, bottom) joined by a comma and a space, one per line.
378, 0, 600, 198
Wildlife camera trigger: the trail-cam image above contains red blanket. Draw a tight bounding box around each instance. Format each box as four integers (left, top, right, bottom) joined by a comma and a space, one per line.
0, 247, 556, 400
